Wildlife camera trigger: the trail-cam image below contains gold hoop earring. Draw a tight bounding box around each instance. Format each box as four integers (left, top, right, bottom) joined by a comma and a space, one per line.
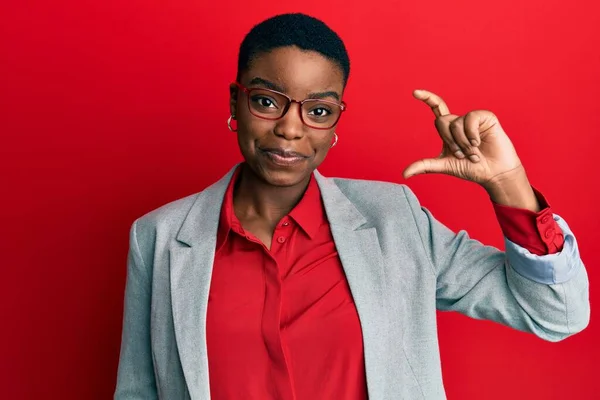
227, 115, 237, 132
330, 132, 338, 148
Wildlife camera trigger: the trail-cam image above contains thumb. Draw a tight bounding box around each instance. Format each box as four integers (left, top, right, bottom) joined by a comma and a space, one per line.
402, 157, 449, 179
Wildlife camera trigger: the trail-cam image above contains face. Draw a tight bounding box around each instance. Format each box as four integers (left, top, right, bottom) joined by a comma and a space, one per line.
230, 46, 345, 187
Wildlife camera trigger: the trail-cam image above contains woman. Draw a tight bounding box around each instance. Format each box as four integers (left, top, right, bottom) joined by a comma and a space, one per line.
114, 13, 589, 400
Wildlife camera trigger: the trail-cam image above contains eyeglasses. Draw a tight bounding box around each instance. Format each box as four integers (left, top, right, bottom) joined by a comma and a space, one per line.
234, 82, 346, 130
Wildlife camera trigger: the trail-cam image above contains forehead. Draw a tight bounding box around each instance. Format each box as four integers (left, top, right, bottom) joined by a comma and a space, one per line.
242, 46, 344, 96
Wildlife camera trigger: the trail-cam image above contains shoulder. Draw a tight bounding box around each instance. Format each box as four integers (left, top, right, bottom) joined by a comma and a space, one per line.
319, 175, 426, 226
326, 175, 417, 207
131, 166, 235, 238
128, 191, 201, 248
135, 191, 200, 229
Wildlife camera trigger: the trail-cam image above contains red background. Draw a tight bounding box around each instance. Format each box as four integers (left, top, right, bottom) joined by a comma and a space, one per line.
1, 1, 599, 399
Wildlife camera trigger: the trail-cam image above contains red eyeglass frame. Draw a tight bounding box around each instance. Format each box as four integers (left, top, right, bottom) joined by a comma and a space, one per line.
234, 81, 347, 130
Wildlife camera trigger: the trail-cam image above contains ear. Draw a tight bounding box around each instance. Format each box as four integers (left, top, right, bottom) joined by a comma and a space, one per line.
229, 83, 239, 118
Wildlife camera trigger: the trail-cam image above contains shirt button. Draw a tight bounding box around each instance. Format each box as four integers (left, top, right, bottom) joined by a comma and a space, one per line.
544, 229, 554, 239
541, 215, 550, 224
283, 221, 289, 227
277, 236, 286, 244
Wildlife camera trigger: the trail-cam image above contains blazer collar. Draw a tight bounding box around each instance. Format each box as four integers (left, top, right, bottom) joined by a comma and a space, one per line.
175, 164, 368, 248
313, 169, 368, 231
175, 166, 237, 247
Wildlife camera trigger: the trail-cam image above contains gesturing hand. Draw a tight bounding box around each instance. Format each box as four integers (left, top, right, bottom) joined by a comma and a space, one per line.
403, 90, 524, 189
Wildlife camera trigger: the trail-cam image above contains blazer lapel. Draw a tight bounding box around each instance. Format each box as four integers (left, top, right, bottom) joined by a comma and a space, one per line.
169, 166, 236, 400
314, 171, 389, 400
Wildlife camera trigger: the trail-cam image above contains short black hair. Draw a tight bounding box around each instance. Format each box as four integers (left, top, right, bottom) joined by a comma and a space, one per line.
236, 13, 350, 86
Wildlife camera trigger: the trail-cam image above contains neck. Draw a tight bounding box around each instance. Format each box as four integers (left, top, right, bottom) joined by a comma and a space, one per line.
233, 163, 312, 225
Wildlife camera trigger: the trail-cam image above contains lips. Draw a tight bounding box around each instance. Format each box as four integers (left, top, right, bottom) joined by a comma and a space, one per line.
259, 146, 309, 167
259, 147, 308, 158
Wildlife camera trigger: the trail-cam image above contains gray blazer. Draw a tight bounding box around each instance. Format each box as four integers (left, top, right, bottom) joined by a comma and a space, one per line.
115, 166, 590, 400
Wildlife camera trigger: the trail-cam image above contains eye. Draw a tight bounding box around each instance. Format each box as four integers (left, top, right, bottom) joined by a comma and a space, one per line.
308, 107, 332, 117
251, 95, 278, 109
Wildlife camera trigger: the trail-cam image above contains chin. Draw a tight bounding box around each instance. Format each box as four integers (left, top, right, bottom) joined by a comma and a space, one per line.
261, 168, 309, 187
248, 162, 310, 187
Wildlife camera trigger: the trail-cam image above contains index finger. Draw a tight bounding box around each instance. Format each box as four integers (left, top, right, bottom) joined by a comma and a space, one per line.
413, 89, 451, 118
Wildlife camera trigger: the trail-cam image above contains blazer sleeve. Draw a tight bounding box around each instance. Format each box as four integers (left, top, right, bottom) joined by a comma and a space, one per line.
402, 185, 590, 342
114, 219, 158, 399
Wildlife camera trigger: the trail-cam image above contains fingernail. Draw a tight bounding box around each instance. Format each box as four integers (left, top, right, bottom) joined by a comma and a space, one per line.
469, 155, 480, 162
454, 150, 465, 159
470, 139, 479, 147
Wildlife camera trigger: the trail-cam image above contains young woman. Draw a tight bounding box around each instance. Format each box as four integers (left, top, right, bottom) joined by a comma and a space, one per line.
114, 13, 589, 400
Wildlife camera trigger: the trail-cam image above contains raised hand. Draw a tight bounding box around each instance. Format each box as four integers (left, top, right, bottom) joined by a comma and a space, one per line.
403, 90, 524, 188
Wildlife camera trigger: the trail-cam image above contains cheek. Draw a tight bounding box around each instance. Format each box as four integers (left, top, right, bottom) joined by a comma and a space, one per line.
235, 117, 272, 149
312, 132, 335, 158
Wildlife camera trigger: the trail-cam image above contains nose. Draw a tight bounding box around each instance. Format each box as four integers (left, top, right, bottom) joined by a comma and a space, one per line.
273, 101, 305, 140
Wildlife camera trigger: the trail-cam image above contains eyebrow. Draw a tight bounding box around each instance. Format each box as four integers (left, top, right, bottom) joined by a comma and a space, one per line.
248, 77, 341, 101
307, 90, 340, 101
249, 77, 285, 92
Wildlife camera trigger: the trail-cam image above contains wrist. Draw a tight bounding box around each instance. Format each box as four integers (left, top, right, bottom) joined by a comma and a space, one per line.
483, 166, 541, 212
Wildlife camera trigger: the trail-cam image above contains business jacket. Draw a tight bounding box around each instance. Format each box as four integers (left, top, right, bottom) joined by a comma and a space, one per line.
114, 165, 590, 400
